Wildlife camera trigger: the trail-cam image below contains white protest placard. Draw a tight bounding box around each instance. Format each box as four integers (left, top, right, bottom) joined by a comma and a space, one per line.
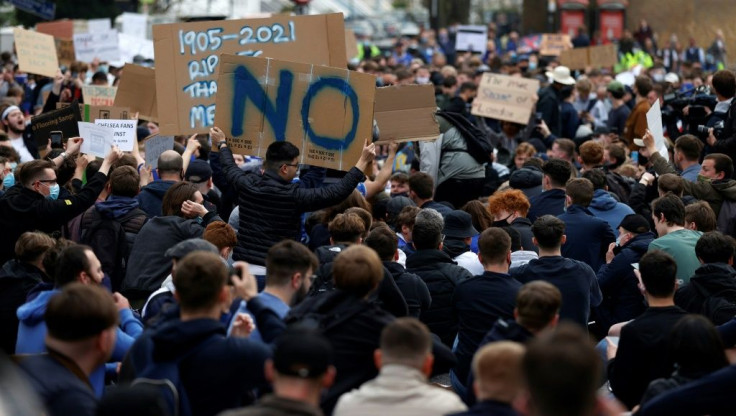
455, 25, 488, 54
94, 118, 136, 151
144, 135, 174, 169
78, 121, 113, 158
646, 99, 669, 161
118, 33, 154, 63
471, 73, 540, 124
14, 27, 59, 78
87, 18, 111, 33
82, 85, 117, 106
74, 30, 120, 63
121, 12, 148, 39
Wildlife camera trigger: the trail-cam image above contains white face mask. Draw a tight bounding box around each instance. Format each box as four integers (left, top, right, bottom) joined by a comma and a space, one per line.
416, 76, 430, 84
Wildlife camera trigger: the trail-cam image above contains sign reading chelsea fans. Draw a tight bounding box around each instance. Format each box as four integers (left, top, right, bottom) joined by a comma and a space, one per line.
153, 13, 348, 135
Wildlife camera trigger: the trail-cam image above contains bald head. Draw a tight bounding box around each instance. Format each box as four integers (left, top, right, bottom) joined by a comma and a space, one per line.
158, 150, 183, 180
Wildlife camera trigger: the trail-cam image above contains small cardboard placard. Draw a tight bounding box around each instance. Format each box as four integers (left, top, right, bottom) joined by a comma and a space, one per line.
153, 13, 348, 135
539, 34, 571, 56
82, 85, 117, 106
214, 54, 375, 171
73, 30, 120, 63
78, 122, 113, 158
58, 103, 132, 122
114, 64, 157, 121
455, 25, 488, 54
144, 134, 175, 169
559, 47, 589, 70
94, 119, 136, 151
560, 44, 617, 69
55, 38, 75, 66
14, 28, 59, 78
36, 20, 74, 39
471, 73, 540, 124
374, 84, 439, 144
30, 101, 81, 148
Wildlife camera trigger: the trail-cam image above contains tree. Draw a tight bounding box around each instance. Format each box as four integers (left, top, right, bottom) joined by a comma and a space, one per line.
423, 0, 471, 29
15, 0, 122, 27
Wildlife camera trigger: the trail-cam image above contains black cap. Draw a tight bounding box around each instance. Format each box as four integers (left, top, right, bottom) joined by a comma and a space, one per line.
185, 160, 212, 183
443, 210, 478, 239
274, 327, 333, 379
387, 196, 416, 218
164, 238, 219, 259
618, 214, 650, 234
509, 166, 544, 200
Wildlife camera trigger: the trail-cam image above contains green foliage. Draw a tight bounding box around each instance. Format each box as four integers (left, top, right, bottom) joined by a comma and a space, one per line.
15, 0, 121, 27
393, 0, 409, 9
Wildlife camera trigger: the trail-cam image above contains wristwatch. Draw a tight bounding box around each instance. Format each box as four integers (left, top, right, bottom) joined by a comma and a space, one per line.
218, 140, 227, 150
59, 152, 67, 159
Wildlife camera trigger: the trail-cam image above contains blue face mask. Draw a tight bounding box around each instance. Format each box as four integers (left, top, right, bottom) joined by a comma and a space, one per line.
47, 183, 60, 200
98, 64, 109, 74
2, 172, 14, 188
9, 162, 17, 170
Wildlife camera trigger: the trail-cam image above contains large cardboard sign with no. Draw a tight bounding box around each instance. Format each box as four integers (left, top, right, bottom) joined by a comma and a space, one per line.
153, 13, 348, 135
214, 54, 374, 171
471, 73, 540, 125
374, 84, 439, 144
114, 64, 158, 121
539, 34, 571, 56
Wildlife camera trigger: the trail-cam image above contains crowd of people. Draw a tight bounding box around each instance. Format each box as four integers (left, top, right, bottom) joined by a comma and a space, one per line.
0, 13, 736, 416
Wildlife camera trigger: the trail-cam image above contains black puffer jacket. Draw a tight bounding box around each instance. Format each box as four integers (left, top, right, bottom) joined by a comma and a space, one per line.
406, 249, 473, 346
220, 148, 364, 266
675, 263, 736, 324
0, 260, 48, 354
384, 261, 432, 318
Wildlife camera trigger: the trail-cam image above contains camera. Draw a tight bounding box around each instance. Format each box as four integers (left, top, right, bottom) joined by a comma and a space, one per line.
696, 120, 724, 139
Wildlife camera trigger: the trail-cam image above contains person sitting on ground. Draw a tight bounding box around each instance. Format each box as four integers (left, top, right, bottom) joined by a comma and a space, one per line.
488, 189, 537, 253
649, 193, 703, 284
583, 169, 634, 238
442, 210, 483, 275
527, 159, 573, 222
333, 318, 467, 416
460, 200, 494, 253
394, 205, 421, 257
19, 284, 118, 416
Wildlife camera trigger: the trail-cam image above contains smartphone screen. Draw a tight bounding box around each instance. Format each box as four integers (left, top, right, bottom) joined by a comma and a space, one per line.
50, 131, 63, 148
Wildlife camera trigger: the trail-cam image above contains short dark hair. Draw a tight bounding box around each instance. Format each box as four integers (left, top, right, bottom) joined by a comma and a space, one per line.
328, 213, 366, 244
675, 135, 704, 161
442, 75, 457, 88
565, 178, 594, 206
712, 70, 736, 98
173, 251, 228, 312
55, 244, 93, 287
542, 159, 573, 188
395, 205, 421, 230
657, 173, 684, 196
333, 245, 383, 297
478, 227, 511, 266
411, 209, 444, 250
668, 315, 728, 375
18, 159, 54, 188
15, 231, 55, 263
652, 193, 685, 226
91, 71, 108, 84
109, 165, 139, 198
685, 201, 717, 232
581, 169, 606, 190
365, 225, 399, 261
265, 240, 318, 287
499, 226, 522, 251
695, 231, 735, 264
705, 153, 734, 179
157, 151, 183, 175
264, 141, 300, 171
380, 317, 432, 368
45, 283, 118, 341
635, 75, 653, 96
523, 324, 601, 416
606, 143, 626, 165
531, 215, 565, 250
344, 207, 372, 237
161, 181, 198, 217
516, 281, 562, 332
554, 138, 575, 159
390, 172, 409, 184
639, 250, 678, 298
408, 172, 434, 199
459, 81, 478, 93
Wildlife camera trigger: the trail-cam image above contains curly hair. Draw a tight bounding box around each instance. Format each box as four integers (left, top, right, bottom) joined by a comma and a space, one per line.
487, 189, 531, 218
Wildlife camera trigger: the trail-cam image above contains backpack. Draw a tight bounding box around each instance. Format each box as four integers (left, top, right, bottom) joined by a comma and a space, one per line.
693, 281, 736, 325
80, 208, 146, 291
436, 111, 495, 164
131, 336, 218, 416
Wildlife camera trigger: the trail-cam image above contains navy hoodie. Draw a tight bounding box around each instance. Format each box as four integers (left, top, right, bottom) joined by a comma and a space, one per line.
135, 180, 176, 218
527, 189, 566, 223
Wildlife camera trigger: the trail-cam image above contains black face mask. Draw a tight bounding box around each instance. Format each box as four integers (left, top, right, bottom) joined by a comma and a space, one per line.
492, 214, 513, 228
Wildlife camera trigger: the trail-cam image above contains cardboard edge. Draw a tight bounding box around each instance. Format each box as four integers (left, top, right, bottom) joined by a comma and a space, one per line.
325, 13, 348, 68
153, 25, 179, 135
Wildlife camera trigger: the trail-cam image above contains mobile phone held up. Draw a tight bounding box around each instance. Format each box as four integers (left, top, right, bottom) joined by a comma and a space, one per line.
50, 131, 63, 149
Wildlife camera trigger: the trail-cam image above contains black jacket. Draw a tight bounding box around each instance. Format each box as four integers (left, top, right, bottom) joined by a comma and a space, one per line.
383, 261, 431, 319
0, 260, 47, 354
536, 85, 562, 136
406, 249, 473, 346
558, 204, 616, 272
709, 99, 736, 176
675, 263, 736, 324
220, 147, 364, 266
0, 171, 108, 265
510, 217, 537, 253
595, 232, 653, 331
527, 189, 565, 223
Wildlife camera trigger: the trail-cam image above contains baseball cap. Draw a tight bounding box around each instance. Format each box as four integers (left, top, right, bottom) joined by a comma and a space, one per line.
273, 327, 333, 379
185, 160, 212, 183
164, 238, 219, 259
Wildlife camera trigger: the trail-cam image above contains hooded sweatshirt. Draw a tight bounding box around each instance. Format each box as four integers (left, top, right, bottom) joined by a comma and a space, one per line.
675, 263, 736, 324
135, 180, 176, 218
95, 195, 140, 219
588, 189, 635, 238
15, 288, 143, 397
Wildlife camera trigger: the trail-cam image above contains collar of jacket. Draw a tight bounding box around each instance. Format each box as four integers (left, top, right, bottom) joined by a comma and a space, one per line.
564, 204, 593, 215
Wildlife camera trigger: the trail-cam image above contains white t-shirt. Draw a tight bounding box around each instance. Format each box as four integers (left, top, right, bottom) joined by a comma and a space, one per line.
11, 137, 34, 162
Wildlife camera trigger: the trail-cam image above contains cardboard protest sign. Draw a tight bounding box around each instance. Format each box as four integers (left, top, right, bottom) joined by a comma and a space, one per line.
374, 84, 439, 144
560, 44, 617, 70
144, 134, 174, 169
214, 54, 375, 171
14, 28, 59, 78
153, 13, 348, 135
539, 34, 571, 56
78, 122, 113, 158
73, 30, 120, 62
121, 12, 148, 39
36, 20, 74, 39
54, 38, 75, 66
471, 73, 540, 125
118, 33, 154, 63
455, 25, 488, 54
114, 64, 157, 121
94, 119, 136, 151
31, 101, 81, 147
560, 47, 589, 70
346, 29, 359, 60
646, 100, 669, 161
82, 85, 117, 106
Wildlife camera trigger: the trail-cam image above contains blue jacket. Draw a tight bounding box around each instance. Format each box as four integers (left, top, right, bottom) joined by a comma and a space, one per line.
528, 189, 566, 223
588, 189, 635, 238
124, 317, 271, 416
15, 289, 143, 397
135, 180, 176, 218
558, 204, 616, 272
595, 232, 653, 331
